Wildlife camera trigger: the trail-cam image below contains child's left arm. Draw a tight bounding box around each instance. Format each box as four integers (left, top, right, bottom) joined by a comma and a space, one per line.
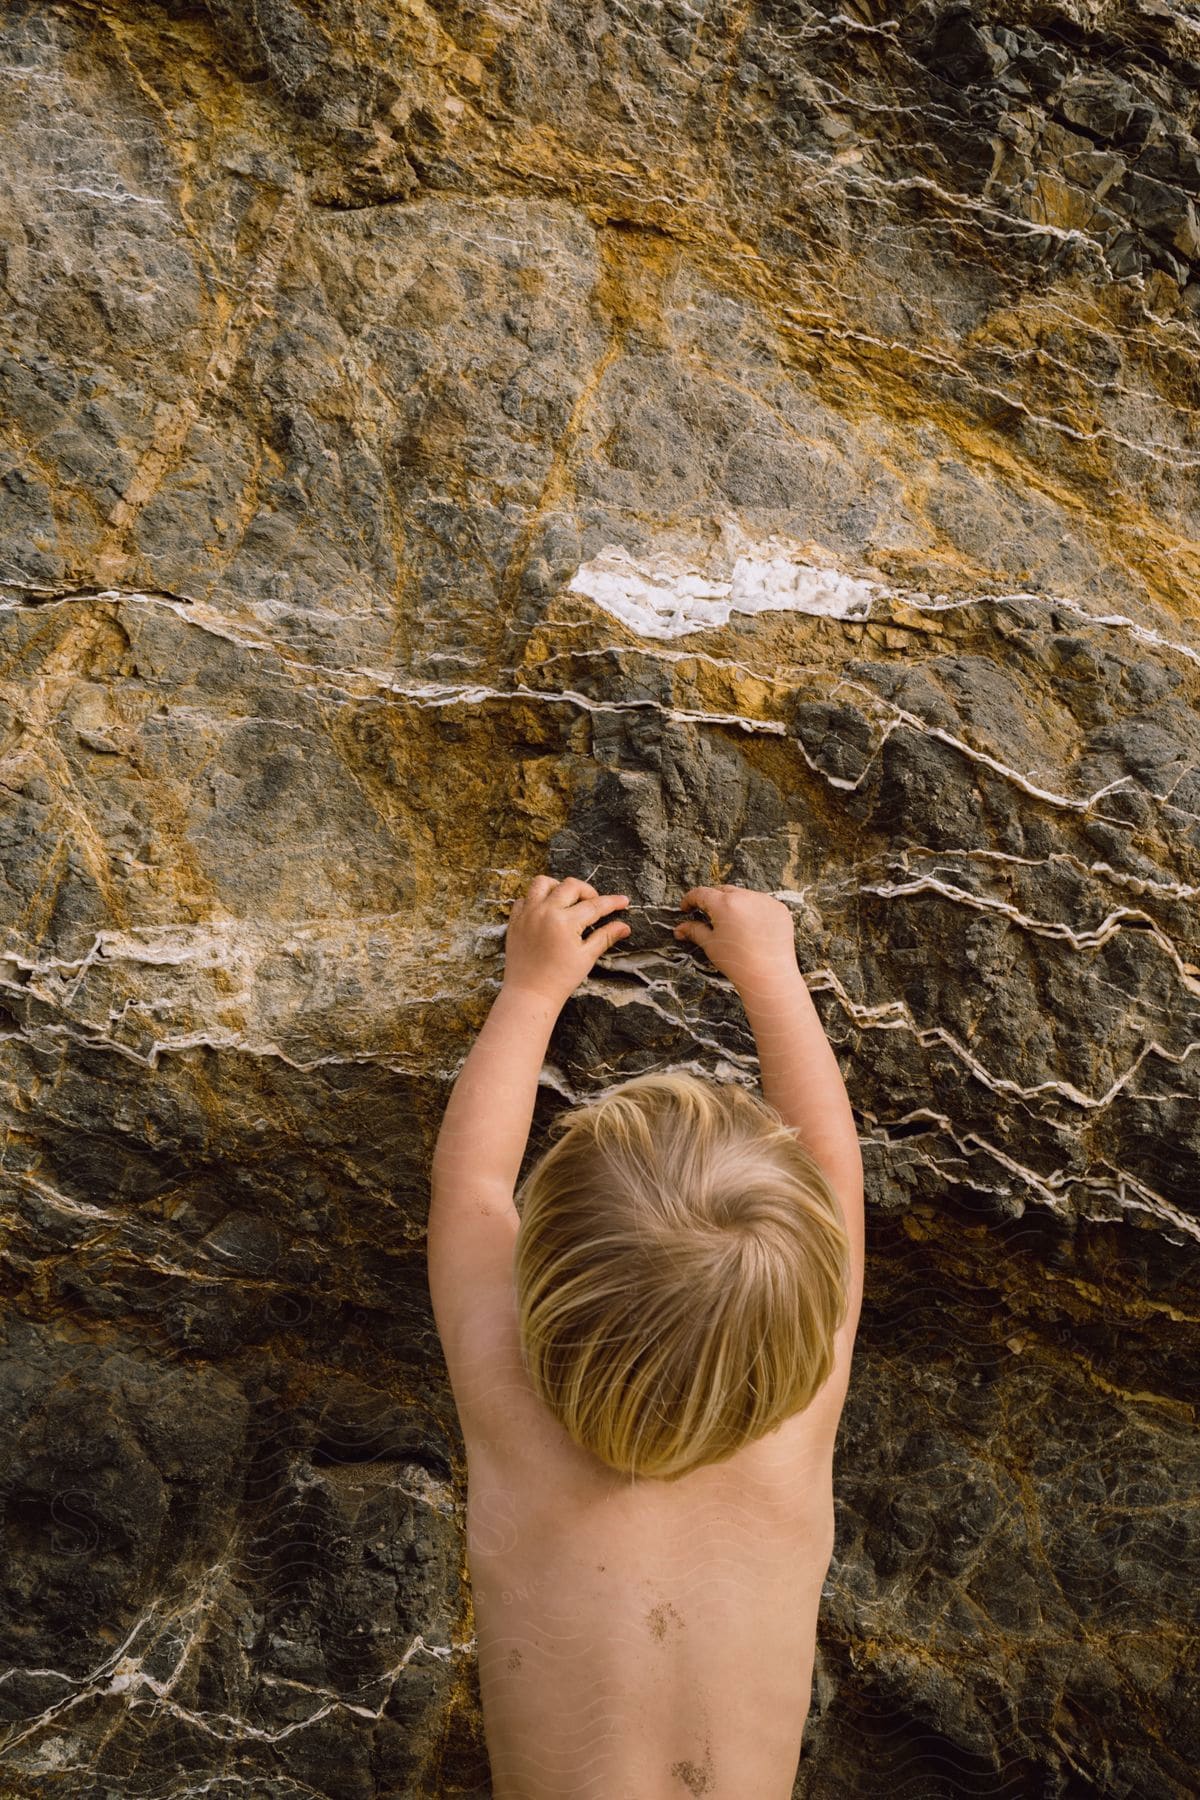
427, 878, 629, 1427
428, 876, 631, 1212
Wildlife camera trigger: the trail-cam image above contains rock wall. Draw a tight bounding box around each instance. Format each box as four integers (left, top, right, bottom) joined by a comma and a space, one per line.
1, 1, 1197, 1795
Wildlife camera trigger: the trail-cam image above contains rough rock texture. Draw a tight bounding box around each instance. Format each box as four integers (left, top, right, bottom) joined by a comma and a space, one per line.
0, 0, 1198, 1795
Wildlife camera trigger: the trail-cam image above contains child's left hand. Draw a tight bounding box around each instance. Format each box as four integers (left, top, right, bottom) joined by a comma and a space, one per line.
503, 876, 631, 1007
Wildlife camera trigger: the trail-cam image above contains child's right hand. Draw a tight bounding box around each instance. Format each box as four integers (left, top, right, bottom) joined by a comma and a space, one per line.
673, 885, 798, 995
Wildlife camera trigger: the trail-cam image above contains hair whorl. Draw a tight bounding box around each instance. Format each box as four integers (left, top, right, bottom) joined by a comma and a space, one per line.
512, 1069, 852, 1483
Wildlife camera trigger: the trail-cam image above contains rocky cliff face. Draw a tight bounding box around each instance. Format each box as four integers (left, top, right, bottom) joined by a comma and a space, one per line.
1, 1, 1197, 1795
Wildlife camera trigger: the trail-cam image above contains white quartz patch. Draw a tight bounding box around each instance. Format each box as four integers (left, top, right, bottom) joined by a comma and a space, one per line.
566, 537, 878, 639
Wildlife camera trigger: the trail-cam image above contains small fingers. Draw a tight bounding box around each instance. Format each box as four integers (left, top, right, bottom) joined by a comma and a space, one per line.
575, 893, 629, 926
553, 876, 600, 905
680, 885, 720, 913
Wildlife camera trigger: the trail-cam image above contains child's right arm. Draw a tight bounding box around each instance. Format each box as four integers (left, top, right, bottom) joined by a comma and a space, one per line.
674, 885, 865, 1328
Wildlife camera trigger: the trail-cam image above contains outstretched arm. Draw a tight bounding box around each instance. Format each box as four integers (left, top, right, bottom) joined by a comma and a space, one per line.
674, 883, 864, 1338
427, 878, 630, 1360
430, 982, 559, 1206
740, 966, 864, 1330
430, 875, 630, 1201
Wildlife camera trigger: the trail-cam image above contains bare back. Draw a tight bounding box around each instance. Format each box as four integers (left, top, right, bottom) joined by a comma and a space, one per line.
462, 1313, 858, 1800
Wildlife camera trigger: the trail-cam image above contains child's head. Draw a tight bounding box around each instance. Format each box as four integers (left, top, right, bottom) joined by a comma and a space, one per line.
512, 1069, 852, 1484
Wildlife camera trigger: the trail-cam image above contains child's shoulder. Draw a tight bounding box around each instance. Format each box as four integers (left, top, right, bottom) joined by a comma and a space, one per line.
464, 1348, 850, 1533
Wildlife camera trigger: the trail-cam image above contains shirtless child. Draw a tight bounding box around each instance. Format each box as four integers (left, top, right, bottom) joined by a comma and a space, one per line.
428, 876, 865, 1800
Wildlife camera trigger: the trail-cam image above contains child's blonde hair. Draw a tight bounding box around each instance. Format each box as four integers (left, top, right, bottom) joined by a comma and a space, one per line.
512, 1069, 852, 1483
